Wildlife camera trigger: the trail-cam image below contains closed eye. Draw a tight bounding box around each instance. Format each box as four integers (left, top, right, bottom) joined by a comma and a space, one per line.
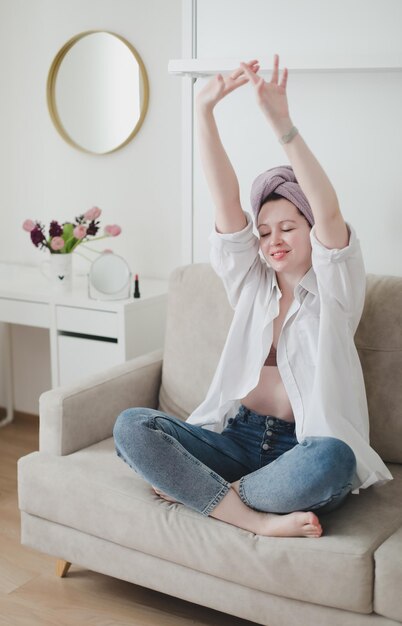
259, 228, 294, 238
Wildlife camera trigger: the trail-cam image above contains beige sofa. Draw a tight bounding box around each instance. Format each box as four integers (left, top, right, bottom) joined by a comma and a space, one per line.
18, 264, 402, 626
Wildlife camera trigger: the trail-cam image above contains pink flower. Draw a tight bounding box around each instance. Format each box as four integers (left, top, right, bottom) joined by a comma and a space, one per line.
50, 236, 65, 251
73, 225, 87, 240
23, 219, 36, 232
84, 206, 102, 221
104, 224, 122, 237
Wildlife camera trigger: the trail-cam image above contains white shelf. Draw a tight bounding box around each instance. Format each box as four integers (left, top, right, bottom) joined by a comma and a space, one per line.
168, 58, 402, 77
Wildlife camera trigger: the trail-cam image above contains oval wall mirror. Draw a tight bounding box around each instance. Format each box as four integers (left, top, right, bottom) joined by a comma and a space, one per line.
47, 31, 149, 154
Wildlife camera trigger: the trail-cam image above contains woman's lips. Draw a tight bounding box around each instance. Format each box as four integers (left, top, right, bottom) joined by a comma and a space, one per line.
271, 251, 289, 260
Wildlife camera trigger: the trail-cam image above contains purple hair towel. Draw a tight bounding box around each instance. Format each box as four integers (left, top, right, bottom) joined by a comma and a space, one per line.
250, 165, 314, 226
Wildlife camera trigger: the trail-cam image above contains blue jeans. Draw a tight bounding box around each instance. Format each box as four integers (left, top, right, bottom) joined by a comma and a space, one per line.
113, 405, 357, 517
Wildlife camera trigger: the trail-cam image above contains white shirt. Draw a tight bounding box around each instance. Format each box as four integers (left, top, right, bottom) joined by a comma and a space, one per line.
186, 213, 393, 492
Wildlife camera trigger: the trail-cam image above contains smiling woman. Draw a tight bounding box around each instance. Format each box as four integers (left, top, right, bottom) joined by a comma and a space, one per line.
47, 31, 149, 154
113, 54, 392, 540
256, 196, 312, 283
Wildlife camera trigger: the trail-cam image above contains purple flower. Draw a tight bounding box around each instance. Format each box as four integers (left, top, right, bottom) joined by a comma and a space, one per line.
86, 220, 99, 236
30, 226, 46, 248
23, 208, 118, 255
49, 220, 63, 237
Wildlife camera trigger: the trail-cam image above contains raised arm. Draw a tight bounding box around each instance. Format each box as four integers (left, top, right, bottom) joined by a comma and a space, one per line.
241, 55, 349, 250
195, 62, 259, 234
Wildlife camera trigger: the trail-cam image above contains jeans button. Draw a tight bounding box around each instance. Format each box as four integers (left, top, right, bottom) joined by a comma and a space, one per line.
266, 430, 273, 437
267, 419, 274, 426
262, 443, 270, 451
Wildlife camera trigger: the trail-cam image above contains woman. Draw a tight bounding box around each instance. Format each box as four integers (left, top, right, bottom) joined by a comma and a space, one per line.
113, 55, 392, 538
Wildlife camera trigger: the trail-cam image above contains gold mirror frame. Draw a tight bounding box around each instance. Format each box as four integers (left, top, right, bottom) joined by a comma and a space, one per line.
47, 31, 150, 155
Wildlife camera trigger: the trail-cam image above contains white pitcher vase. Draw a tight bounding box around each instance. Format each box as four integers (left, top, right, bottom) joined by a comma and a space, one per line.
40, 253, 73, 293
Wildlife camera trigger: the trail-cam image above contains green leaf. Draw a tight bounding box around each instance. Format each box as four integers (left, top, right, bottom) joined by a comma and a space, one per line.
62, 223, 74, 240
62, 223, 76, 253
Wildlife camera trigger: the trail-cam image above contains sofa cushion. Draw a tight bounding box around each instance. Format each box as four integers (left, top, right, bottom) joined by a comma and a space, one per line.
18, 439, 402, 614
374, 525, 402, 621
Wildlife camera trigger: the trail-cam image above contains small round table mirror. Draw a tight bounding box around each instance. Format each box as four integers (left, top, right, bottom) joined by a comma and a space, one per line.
89, 254, 131, 299
47, 31, 149, 154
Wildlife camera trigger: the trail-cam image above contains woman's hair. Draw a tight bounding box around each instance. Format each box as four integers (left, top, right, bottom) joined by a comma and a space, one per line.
263, 192, 283, 203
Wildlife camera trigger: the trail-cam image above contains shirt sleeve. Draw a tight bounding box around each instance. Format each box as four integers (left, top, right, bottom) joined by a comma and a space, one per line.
209, 212, 262, 309
310, 222, 366, 321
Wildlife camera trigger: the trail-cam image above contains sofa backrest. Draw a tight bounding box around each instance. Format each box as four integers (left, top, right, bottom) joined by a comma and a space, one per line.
158, 264, 402, 464
158, 264, 233, 419
354, 274, 402, 463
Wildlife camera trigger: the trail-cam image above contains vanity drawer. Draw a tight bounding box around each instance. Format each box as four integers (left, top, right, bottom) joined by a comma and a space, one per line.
56, 306, 118, 339
0, 298, 50, 328
58, 334, 121, 386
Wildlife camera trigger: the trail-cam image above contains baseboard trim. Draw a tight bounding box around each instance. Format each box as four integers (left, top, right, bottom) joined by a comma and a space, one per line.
0, 406, 39, 421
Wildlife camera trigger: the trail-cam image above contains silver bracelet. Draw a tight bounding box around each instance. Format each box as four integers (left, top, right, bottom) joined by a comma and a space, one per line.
279, 126, 299, 145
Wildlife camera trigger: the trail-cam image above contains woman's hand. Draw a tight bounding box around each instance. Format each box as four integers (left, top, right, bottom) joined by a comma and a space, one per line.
196, 60, 259, 113
240, 54, 292, 134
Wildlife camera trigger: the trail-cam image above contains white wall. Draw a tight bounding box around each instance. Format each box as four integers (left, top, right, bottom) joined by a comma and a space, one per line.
193, 0, 402, 276
2, 0, 402, 415
0, 0, 182, 413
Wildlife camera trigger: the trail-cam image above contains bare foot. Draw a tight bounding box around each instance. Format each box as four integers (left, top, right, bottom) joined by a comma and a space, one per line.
152, 486, 178, 504
260, 511, 323, 538
229, 481, 322, 537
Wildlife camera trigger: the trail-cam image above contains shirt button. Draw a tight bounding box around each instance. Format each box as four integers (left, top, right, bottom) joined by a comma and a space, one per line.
227, 418, 234, 425
262, 443, 270, 451
266, 430, 273, 437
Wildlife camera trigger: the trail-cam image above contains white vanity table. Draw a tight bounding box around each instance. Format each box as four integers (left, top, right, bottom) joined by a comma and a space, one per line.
0, 262, 168, 426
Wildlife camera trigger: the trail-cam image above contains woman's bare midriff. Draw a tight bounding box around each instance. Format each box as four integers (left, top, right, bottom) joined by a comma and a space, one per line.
241, 365, 295, 422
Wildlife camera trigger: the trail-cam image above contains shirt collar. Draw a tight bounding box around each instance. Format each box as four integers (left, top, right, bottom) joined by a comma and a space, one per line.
271, 272, 281, 300
271, 266, 318, 301
297, 266, 318, 299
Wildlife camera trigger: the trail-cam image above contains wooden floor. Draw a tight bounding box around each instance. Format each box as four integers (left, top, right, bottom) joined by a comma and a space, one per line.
0, 413, 259, 626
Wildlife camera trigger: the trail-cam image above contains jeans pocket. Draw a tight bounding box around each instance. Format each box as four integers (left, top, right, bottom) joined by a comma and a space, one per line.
223, 412, 243, 432
222, 415, 263, 464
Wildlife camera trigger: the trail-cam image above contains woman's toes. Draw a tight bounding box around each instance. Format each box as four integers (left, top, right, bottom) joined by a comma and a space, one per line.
306, 512, 320, 526
305, 523, 323, 537
152, 486, 178, 504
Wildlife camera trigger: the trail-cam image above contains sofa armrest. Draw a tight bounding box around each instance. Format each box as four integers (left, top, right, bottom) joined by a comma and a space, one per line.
39, 350, 163, 456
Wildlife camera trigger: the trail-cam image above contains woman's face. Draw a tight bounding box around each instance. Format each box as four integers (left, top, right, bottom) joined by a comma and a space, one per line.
257, 198, 312, 275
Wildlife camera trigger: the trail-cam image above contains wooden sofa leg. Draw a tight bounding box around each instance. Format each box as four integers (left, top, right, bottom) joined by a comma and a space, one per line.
56, 559, 72, 577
